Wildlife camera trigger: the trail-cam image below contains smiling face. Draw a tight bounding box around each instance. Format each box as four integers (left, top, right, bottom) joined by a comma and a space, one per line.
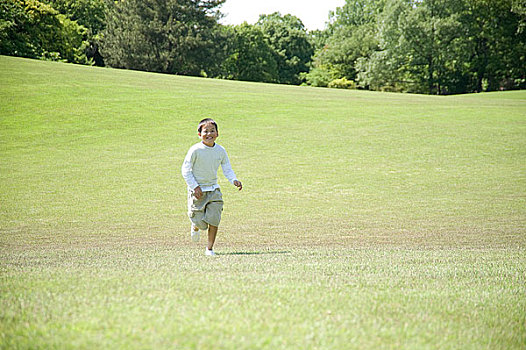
198, 122, 218, 147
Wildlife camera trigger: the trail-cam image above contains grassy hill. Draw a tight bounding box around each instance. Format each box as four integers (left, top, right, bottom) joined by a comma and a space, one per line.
1, 55, 525, 349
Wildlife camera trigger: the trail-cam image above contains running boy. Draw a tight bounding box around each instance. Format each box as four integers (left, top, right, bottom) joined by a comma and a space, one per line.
181, 118, 242, 256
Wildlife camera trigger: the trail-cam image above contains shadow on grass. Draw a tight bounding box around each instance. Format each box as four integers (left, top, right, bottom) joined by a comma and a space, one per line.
217, 250, 291, 256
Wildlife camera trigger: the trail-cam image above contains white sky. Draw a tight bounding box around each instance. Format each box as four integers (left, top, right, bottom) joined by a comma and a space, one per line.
219, 0, 346, 31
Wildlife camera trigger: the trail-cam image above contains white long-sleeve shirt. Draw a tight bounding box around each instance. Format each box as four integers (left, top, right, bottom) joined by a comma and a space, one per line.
181, 142, 237, 191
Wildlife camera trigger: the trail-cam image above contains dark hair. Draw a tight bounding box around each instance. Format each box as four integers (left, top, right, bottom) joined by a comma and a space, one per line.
198, 118, 218, 133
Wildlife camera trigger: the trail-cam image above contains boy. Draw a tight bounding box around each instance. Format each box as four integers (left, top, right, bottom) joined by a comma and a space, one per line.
181, 118, 242, 256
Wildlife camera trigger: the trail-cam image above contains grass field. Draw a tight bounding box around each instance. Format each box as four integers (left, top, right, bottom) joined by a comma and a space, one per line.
1, 55, 525, 349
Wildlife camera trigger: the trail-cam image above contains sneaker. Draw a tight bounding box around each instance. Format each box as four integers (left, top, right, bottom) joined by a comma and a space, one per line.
205, 248, 215, 256
191, 225, 200, 242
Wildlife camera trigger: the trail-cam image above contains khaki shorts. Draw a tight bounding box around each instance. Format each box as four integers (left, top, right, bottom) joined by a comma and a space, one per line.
187, 188, 223, 230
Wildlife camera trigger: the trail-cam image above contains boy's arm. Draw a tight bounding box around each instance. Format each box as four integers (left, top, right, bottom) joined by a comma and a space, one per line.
233, 180, 242, 191
181, 151, 199, 191
221, 150, 242, 191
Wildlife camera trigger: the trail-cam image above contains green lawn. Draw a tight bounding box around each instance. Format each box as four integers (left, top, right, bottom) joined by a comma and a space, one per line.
1, 55, 525, 349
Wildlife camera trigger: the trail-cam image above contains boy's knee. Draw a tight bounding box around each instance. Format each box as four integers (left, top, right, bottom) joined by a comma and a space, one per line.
189, 212, 209, 230
203, 203, 222, 227
192, 218, 209, 231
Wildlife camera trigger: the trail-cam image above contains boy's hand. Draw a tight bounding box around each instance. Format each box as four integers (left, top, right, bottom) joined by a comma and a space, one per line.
193, 186, 203, 199
234, 180, 243, 191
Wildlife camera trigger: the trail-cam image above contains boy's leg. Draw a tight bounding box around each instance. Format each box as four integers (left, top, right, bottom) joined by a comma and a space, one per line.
202, 189, 223, 252
190, 212, 209, 231
188, 190, 209, 231
208, 225, 218, 250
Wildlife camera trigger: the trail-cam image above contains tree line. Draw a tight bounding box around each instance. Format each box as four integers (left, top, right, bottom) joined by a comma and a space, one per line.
1, 0, 524, 94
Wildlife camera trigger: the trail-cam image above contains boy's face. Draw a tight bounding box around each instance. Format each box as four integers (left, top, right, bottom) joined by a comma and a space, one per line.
198, 123, 218, 147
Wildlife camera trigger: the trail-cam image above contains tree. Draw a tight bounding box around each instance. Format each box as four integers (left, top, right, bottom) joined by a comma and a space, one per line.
512, 0, 526, 33
0, 0, 89, 63
304, 0, 383, 87
256, 12, 313, 85
327, 0, 385, 29
461, 0, 526, 91
394, 0, 467, 94
357, 0, 525, 94
316, 22, 378, 82
42, 0, 106, 65
366, 0, 465, 94
101, 0, 225, 75
220, 23, 278, 83
43, 0, 105, 34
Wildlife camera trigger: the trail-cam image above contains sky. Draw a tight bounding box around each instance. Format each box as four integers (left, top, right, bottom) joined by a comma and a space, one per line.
219, 0, 346, 31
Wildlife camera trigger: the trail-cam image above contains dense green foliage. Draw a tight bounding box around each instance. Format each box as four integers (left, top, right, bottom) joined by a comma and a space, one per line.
219, 23, 278, 82
45, 0, 105, 34
1, 0, 524, 93
319, 0, 526, 94
216, 13, 312, 84
100, 0, 224, 75
256, 12, 313, 85
0, 0, 90, 63
44, 0, 106, 64
304, 0, 382, 87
